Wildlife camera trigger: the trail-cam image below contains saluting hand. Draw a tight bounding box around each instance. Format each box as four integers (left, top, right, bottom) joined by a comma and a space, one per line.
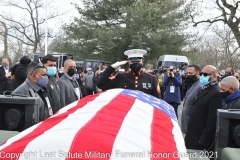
111, 60, 128, 69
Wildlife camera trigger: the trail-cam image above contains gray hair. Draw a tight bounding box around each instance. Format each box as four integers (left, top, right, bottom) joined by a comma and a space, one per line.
220, 76, 239, 90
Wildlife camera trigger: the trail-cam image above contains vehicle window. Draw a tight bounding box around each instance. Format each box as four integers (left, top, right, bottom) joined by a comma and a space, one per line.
157, 61, 162, 68
93, 62, 99, 67
86, 61, 92, 67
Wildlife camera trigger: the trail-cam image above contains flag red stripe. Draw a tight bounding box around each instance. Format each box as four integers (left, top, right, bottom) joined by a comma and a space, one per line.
0, 96, 98, 160
67, 94, 136, 160
150, 108, 180, 160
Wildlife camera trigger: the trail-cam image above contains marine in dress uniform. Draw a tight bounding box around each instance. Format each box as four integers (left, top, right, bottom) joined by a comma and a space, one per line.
97, 49, 159, 98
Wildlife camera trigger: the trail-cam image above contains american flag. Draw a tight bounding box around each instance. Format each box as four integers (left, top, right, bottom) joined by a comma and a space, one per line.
0, 89, 188, 160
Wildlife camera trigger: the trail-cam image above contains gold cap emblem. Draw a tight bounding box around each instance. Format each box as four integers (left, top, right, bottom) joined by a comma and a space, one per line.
133, 50, 137, 53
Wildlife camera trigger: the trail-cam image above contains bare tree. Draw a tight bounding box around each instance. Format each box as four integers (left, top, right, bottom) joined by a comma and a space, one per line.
0, 20, 8, 58
0, 0, 68, 57
212, 26, 240, 69
187, 0, 240, 47
190, 26, 240, 69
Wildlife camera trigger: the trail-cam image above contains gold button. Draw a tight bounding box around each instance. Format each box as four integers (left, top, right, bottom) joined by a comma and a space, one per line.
135, 77, 138, 79
135, 85, 138, 88
135, 81, 138, 83
125, 86, 127, 88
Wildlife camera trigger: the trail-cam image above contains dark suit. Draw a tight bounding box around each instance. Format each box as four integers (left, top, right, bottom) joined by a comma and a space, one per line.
57, 74, 81, 108
185, 82, 222, 151
47, 76, 61, 114
0, 66, 9, 94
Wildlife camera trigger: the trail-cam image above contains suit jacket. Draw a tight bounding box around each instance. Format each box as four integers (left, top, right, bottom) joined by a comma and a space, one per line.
47, 76, 61, 114
184, 83, 222, 151
12, 78, 49, 121
181, 80, 202, 134
0, 66, 9, 94
57, 74, 81, 108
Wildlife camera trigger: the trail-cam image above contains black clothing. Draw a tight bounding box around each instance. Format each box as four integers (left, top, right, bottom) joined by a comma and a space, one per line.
14, 64, 28, 88
0, 66, 10, 94
222, 97, 240, 148
97, 66, 159, 98
168, 102, 179, 118
92, 76, 98, 94
185, 83, 222, 152
46, 76, 61, 114
36, 88, 51, 120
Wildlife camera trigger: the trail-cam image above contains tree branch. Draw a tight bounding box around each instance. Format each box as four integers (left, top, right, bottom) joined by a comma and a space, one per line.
191, 14, 225, 27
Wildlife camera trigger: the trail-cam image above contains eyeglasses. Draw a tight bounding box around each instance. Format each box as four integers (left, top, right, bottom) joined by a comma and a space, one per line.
200, 72, 212, 77
31, 63, 44, 75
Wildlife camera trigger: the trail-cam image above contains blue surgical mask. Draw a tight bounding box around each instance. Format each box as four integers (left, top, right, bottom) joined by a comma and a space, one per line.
47, 67, 57, 76
35, 75, 49, 87
200, 75, 210, 85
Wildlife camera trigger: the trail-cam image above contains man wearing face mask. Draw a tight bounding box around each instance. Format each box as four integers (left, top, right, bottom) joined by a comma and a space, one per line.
0, 57, 11, 94
57, 59, 82, 108
219, 76, 240, 109
181, 64, 202, 135
41, 54, 61, 114
220, 67, 234, 81
219, 76, 240, 148
184, 65, 222, 159
97, 49, 159, 98
12, 62, 52, 121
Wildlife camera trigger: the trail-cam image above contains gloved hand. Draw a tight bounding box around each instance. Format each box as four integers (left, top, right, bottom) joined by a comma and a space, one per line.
111, 60, 128, 69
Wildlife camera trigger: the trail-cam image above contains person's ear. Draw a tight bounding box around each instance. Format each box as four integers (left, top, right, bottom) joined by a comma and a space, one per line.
229, 88, 235, 93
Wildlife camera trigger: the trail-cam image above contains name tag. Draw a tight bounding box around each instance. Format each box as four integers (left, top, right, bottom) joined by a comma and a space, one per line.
170, 86, 175, 93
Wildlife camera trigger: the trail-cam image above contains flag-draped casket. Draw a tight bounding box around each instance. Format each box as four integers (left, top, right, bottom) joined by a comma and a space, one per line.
0, 89, 189, 160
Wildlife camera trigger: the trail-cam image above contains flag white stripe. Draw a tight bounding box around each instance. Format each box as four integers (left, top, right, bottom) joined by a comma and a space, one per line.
52, 101, 78, 116
17, 89, 123, 160
110, 99, 153, 160
171, 119, 189, 160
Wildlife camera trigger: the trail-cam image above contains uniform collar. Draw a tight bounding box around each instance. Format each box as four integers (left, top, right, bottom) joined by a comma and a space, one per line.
130, 69, 144, 76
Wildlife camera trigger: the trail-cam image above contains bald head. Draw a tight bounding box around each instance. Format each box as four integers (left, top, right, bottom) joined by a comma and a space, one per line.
64, 59, 76, 73
202, 65, 218, 82
203, 65, 217, 75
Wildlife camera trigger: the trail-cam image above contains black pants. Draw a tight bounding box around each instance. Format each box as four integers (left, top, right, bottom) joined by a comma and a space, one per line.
160, 86, 165, 99
167, 102, 179, 118
87, 89, 93, 95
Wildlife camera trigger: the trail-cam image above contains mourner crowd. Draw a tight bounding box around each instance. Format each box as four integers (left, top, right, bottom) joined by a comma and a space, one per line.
1, 49, 240, 159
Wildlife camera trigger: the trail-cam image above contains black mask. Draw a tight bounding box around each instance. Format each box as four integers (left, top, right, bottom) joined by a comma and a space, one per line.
219, 91, 231, 99
225, 72, 231, 76
130, 63, 142, 74
68, 68, 76, 77
186, 75, 197, 84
